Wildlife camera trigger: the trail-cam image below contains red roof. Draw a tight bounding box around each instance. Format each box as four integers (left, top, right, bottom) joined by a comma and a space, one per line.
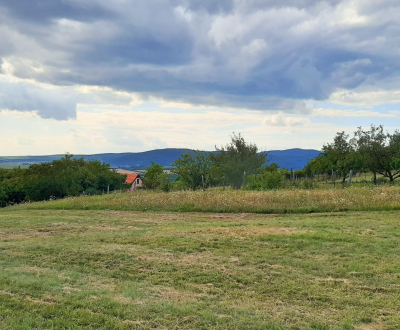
125, 174, 140, 184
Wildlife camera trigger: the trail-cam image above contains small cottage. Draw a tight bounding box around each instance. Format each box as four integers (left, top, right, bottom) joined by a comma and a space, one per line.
125, 174, 143, 191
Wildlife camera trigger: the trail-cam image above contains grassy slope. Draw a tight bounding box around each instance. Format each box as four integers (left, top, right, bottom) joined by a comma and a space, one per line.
8, 186, 400, 214
1, 209, 400, 329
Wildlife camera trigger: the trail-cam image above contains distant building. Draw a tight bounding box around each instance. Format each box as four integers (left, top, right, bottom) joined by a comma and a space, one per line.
125, 174, 143, 191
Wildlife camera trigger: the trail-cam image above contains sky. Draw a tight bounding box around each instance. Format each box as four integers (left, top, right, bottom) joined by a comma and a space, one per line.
1, 0, 400, 156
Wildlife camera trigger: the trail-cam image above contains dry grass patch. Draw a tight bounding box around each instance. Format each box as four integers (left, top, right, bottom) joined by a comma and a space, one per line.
355, 324, 387, 330
0, 290, 57, 305
85, 276, 117, 292
0, 230, 54, 240
183, 226, 303, 238
156, 287, 205, 302
314, 277, 351, 285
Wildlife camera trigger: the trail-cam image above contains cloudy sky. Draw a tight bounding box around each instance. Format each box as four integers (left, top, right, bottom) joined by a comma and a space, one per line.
1, 0, 400, 155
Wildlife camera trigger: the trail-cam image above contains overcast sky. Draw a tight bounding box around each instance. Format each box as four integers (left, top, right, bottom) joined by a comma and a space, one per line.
1, 0, 400, 155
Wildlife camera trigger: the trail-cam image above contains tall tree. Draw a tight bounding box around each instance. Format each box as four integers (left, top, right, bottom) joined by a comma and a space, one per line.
211, 133, 266, 189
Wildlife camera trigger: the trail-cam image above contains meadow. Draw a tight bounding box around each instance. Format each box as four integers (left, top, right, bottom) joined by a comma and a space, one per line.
1, 208, 400, 329
1, 188, 400, 329
10, 185, 400, 214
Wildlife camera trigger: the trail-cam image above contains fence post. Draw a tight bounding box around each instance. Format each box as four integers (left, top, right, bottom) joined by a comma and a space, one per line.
107, 186, 109, 194
348, 170, 353, 185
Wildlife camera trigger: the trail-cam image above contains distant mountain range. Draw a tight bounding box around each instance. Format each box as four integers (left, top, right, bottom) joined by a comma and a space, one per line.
0, 148, 321, 170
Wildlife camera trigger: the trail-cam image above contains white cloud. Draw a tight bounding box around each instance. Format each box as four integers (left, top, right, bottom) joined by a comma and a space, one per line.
264, 113, 311, 126
313, 107, 396, 118
329, 89, 400, 107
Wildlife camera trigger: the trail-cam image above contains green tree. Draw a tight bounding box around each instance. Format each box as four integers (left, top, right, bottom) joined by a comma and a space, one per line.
354, 125, 400, 184
321, 131, 363, 183
23, 154, 127, 201
142, 161, 170, 191
172, 151, 222, 190
211, 133, 266, 189
0, 168, 26, 207
304, 154, 329, 176
247, 164, 286, 190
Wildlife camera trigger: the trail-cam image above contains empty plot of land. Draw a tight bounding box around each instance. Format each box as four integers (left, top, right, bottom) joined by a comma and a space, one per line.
0, 209, 400, 329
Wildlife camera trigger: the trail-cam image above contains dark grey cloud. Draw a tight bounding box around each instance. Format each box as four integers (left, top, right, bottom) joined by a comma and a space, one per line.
0, 0, 111, 24
0, 0, 399, 117
184, 0, 234, 14
0, 78, 76, 120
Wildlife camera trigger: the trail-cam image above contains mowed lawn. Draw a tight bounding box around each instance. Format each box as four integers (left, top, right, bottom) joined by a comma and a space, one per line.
1, 209, 400, 329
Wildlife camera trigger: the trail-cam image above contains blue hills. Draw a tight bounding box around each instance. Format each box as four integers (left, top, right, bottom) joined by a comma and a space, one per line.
0, 148, 321, 170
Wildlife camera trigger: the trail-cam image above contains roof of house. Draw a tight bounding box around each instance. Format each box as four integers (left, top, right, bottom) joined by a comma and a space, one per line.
125, 174, 140, 184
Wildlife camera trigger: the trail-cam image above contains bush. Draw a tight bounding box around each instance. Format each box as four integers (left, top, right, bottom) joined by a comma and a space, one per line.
0, 155, 128, 206
246, 170, 285, 190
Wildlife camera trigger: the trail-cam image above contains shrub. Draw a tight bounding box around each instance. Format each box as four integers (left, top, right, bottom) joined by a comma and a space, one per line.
246, 170, 285, 190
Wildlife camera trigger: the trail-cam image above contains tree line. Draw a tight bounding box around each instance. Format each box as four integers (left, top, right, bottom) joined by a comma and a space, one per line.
144, 125, 400, 191
304, 125, 400, 184
0, 154, 127, 207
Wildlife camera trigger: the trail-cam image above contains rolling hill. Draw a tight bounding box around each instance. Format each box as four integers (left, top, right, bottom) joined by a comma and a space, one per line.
0, 148, 321, 170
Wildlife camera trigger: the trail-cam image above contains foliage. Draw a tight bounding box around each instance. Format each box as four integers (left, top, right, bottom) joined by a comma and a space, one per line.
211, 133, 266, 189
304, 153, 329, 176
0, 154, 128, 206
142, 161, 171, 191
246, 171, 285, 190
0, 168, 27, 207
246, 164, 286, 190
354, 124, 400, 183
22, 154, 127, 201
306, 125, 400, 185
321, 131, 363, 182
172, 151, 222, 190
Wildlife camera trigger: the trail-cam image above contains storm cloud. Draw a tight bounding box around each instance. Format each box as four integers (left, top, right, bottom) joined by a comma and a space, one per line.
0, 77, 76, 120
1, 0, 400, 118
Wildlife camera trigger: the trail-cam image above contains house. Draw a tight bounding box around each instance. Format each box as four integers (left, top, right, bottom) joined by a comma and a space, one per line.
125, 174, 143, 191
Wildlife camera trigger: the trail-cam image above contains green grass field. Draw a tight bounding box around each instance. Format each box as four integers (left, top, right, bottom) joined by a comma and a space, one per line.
1, 205, 400, 329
